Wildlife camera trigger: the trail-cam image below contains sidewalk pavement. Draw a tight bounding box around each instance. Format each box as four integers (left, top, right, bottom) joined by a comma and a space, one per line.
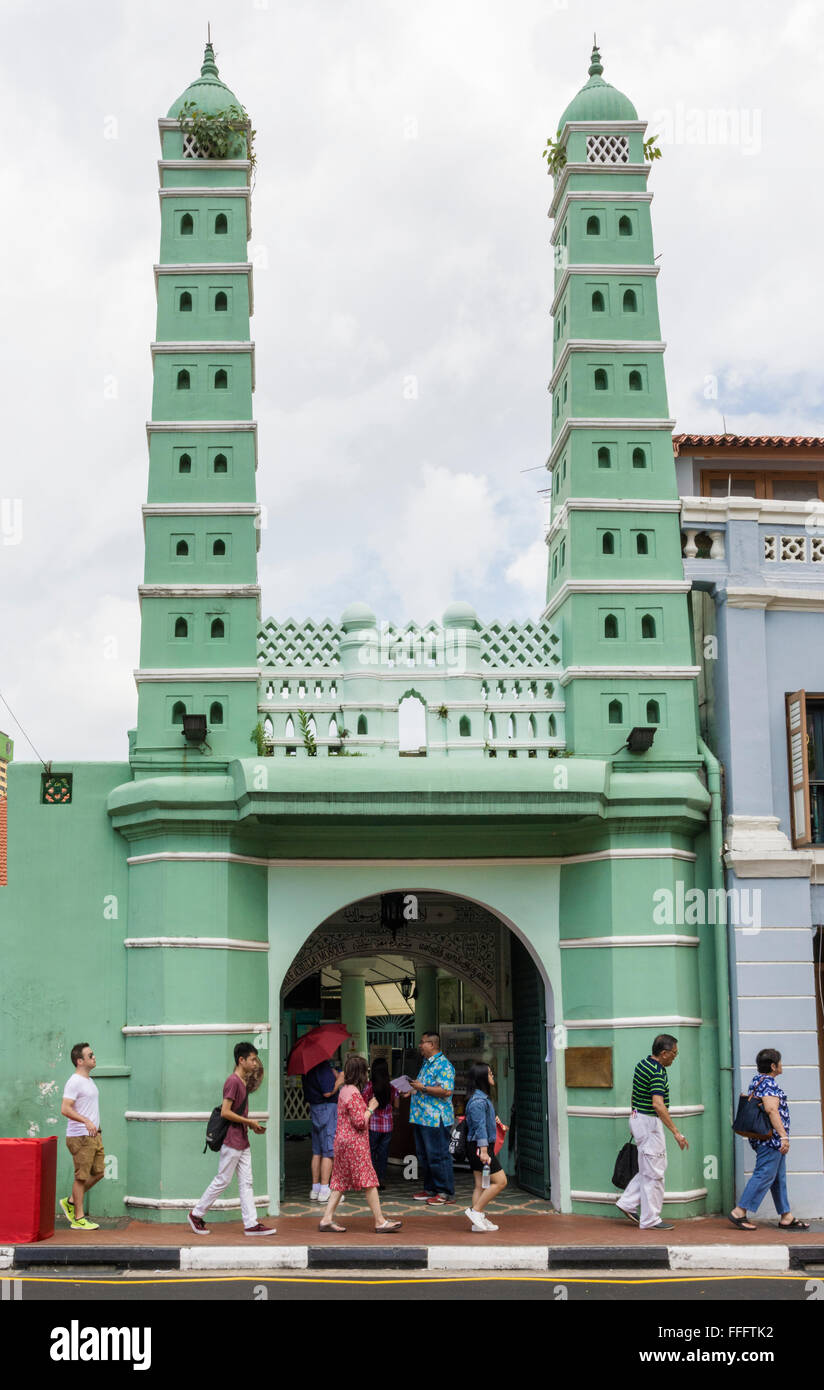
3, 1211, 823, 1272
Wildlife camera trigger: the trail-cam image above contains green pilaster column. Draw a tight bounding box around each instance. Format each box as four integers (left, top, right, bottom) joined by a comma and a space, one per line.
414, 966, 438, 1035
340, 970, 369, 1058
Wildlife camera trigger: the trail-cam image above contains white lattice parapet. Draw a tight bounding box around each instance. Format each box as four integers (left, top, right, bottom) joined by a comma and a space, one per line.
256, 603, 566, 759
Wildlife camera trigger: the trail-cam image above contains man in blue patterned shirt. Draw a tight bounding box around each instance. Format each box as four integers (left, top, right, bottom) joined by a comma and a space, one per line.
408, 1033, 456, 1205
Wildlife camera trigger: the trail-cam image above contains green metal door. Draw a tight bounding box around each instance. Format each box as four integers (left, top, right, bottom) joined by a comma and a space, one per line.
510, 936, 551, 1198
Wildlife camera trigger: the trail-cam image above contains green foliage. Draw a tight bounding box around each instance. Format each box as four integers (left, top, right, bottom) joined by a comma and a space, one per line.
178, 100, 257, 174
436, 705, 449, 720
541, 137, 567, 176
297, 709, 317, 757
250, 722, 271, 757
643, 135, 663, 163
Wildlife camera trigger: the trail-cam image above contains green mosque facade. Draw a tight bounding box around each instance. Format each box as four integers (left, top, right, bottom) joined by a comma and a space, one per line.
3, 45, 730, 1223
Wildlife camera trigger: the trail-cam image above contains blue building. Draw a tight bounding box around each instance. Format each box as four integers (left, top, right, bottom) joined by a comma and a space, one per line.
678, 433, 824, 1216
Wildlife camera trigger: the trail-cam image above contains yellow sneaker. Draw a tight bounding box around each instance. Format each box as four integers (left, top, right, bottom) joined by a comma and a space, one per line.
70, 1217, 99, 1231
59, 1197, 75, 1224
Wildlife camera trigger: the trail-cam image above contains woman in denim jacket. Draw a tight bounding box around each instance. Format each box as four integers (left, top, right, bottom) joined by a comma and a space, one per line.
463, 1062, 507, 1233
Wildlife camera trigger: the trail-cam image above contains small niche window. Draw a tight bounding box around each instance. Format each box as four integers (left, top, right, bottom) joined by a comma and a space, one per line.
641, 614, 657, 639
458, 715, 471, 737
618, 215, 633, 236
214, 213, 228, 235
172, 701, 186, 725
604, 614, 619, 639
628, 369, 643, 391
636, 533, 649, 556
214, 291, 228, 312
174, 617, 188, 638
175, 539, 189, 557
179, 291, 193, 312
214, 368, 228, 390
632, 447, 647, 469
560, 541, 566, 566
213, 452, 228, 474
210, 618, 225, 639
608, 699, 623, 724
586, 215, 601, 235
209, 702, 224, 725
597, 445, 611, 468
594, 368, 608, 391
646, 700, 661, 724
591, 290, 605, 313
357, 715, 368, 735
212, 539, 226, 557
178, 452, 192, 474
562, 379, 568, 403
548, 714, 557, 737
602, 532, 615, 555
622, 289, 638, 312
176, 369, 191, 390
552, 554, 558, 580
180, 213, 194, 236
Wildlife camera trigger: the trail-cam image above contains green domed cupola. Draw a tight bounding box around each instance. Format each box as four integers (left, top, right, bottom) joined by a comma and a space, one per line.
556, 42, 638, 132
167, 41, 242, 118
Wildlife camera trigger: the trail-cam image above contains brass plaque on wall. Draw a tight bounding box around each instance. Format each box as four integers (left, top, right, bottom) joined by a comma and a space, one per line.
565, 1046, 613, 1088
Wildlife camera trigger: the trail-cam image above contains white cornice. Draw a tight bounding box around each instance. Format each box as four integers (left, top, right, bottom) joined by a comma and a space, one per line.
563, 1015, 702, 1029
571, 1188, 708, 1204
543, 579, 690, 621
548, 497, 681, 541
151, 340, 255, 389
142, 504, 260, 518
548, 417, 675, 471
549, 339, 666, 393
724, 814, 813, 879
154, 262, 254, 313
568, 1104, 704, 1116
157, 183, 252, 237
550, 190, 653, 245
561, 934, 699, 949
145, 420, 258, 470
550, 264, 659, 317
125, 1110, 268, 1121
549, 162, 651, 220
124, 936, 268, 950
680, 495, 824, 528
126, 847, 697, 868
134, 668, 262, 683
559, 665, 700, 686
122, 1022, 270, 1036
725, 587, 824, 613
138, 584, 261, 619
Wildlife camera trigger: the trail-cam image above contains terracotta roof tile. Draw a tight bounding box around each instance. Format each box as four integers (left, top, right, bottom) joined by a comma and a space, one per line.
673, 433, 824, 455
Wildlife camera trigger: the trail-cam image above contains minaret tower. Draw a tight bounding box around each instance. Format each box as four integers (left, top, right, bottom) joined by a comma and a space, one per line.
134, 42, 260, 772
545, 45, 699, 760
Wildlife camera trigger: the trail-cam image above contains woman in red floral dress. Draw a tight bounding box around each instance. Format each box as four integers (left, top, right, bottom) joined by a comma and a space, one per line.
319, 1054, 402, 1234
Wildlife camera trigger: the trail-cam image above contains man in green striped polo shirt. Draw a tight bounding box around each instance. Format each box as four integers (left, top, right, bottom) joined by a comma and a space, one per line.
615, 1034, 689, 1230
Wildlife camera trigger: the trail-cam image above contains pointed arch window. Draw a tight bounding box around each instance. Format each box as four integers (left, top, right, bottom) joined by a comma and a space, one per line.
175, 539, 189, 557
586, 214, 601, 235
357, 714, 368, 735
458, 715, 471, 737
622, 288, 638, 312
548, 714, 557, 737
487, 714, 497, 740
214, 291, 228, 312
174, 617, 188, 638
646, 699, 661, 724
591, 290, 605, 313
608, 699, 623, 724
178, 452, 192, 474
560, 541, 566, 566
209, 701, 224, 725
602, 532, 615, 555
636, 533, 649, 556
213, 452, 228, 474
214, 213, 228, 235
214, 368, 228, 390
628, 370, 643, 391
176, 369, 191, 390
528, 714, 537, 739
172, 701, 186, 725
179, 291, 193, 312
594, 368, 608, 391
618, 215, 632, 236
180, 213, 194, 236
597, 445, 611, 468
641, 613, 657, 639
210, 618, 225, 639
212, 539, 226, 557
632, 447, 647, 469
604, 614, 619, 639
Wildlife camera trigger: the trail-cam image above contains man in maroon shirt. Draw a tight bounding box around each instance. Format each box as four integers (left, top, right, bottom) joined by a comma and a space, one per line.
189, 1043, 276, 1236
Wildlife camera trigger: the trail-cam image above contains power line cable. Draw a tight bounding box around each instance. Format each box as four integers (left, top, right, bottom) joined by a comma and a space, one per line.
0, 690, 48, 769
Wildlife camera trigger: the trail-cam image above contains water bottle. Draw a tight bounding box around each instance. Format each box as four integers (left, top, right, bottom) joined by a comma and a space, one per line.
482, 1162, 491, 1189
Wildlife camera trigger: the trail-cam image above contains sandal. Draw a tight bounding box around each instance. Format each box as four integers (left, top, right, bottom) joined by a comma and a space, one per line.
728, 1212, 757, 1231
318, 1221, 346, 1233
778, 1217, 810, 1230
374, 1220, 402, 1233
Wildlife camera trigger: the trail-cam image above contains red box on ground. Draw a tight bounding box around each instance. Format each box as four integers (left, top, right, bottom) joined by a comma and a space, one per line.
0, 1137, 57, 1242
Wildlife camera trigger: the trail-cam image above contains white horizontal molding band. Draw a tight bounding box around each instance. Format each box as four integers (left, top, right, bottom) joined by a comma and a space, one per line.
550, 263, 659, 316
258, 700, 565, 714
548, 417, 675, 471
550, 159, 650, 219
571, 1188, 707, 1204
124, 936, 269, 951
561, 934, 700, 949
547, 497, 682, 542
122, 1023, 271, 1036
134, 668, 262, 683
680, 495, 824, 526
142, 504, 261, 518
563, 1015, 703, 1029
125, 1195, 268, 1210
146, 420, 257, 432
560, 665, 700, 685
549, 340, 666, 393
544, 579, 690, 620
726, 586, 824, 613
125, 1110, 268, 1121
567, 1104, 704, 1117
151, 341, 254, 354
139, 584, 260, 601
154, 262, 254, 312
260, 668, 562, 684
158, 185, 250, 197
127, 847, 698, 868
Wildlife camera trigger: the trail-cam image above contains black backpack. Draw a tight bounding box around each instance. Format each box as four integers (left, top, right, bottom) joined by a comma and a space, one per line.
203, 1105, 229, 1153
448, 1117, 468, 1164
611, 1140, 639, 1190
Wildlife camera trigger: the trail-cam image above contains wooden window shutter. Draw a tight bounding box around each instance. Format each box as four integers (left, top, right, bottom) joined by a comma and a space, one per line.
786, 690, 812, 846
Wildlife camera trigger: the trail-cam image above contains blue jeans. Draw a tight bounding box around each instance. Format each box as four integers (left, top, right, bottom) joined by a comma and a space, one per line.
369, 1130, 392, 1184
738, 1144, 790, 1216
414, 1122, 454, 1197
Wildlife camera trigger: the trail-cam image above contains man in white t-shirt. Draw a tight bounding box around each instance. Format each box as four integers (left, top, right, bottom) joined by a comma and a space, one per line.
60, 1043, 105, 1230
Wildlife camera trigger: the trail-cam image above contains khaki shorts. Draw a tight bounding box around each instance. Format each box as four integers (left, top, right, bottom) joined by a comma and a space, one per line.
66, 1134, 105, 1184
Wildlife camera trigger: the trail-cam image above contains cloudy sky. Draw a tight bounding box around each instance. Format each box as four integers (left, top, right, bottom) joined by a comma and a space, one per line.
2, 0, 823, 761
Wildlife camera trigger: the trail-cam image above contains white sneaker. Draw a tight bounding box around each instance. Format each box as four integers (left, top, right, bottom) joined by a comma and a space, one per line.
310, 1187, 320, 1200
465, 1207, 488, 1232
318, 1185, 331, 1202
479, 1214, 499, 1232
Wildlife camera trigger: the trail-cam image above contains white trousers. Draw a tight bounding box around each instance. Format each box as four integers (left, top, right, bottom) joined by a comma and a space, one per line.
616, 1112, 667, 1228
192, 1144, 257, 1229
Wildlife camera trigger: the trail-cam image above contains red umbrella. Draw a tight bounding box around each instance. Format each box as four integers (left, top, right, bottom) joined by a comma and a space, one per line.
286, 1022, 352, 1076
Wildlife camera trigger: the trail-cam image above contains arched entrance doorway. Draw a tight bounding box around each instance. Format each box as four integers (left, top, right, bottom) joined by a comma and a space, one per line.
276, 889, 554, 1211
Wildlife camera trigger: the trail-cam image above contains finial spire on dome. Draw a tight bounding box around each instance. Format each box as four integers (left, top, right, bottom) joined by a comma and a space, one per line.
201, 31, 219, 79
588, 39, 603, 78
